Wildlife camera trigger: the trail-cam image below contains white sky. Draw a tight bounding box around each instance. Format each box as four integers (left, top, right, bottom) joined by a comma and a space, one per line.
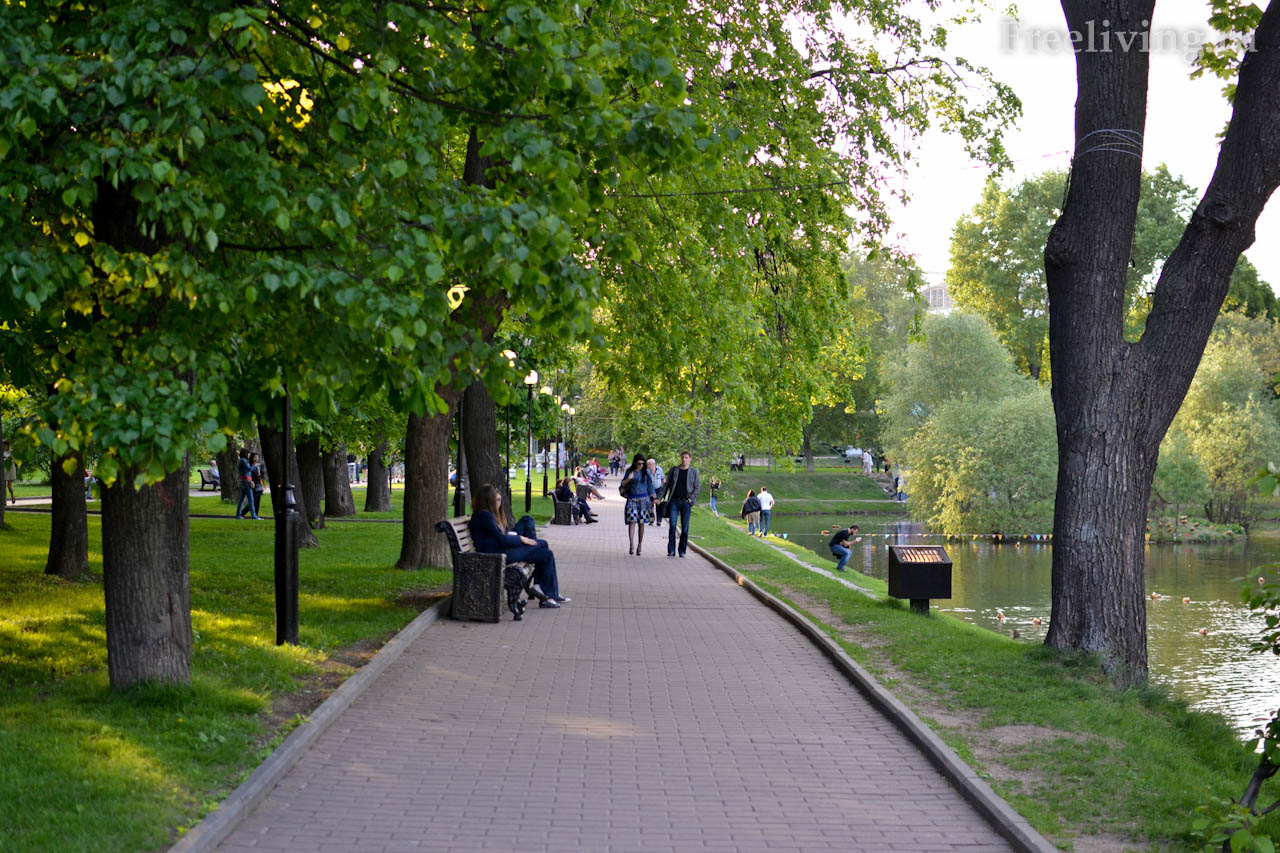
888, 2, 1279, 289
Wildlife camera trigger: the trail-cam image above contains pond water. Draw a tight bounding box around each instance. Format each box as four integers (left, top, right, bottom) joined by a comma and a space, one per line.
767, 513, 1280, 737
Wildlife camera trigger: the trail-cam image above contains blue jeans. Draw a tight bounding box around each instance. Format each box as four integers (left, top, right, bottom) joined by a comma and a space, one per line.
667, 500, 692, 556
236, 480, 258, 518
830, 543, 851, 571
760, 509, 771, 536
709, 495, 718, 515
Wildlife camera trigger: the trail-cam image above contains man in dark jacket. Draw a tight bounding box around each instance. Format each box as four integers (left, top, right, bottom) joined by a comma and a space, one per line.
828, 524, 860, 572
661, 450, 700, 558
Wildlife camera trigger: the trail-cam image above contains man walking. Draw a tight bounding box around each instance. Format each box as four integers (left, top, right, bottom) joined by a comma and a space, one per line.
647, 458, 664, 526
828, 524, 860, 572
758, 486, 775, 536
663, 451, 700, 557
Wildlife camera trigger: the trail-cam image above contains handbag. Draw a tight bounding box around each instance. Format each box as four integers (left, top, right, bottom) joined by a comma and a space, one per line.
655, 499, 668, 518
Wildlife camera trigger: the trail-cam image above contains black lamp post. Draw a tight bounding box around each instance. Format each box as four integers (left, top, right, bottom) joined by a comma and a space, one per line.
524, 369, 537, 514
274, 388, 299, 646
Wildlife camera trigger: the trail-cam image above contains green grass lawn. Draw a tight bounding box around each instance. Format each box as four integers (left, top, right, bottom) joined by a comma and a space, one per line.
0, 512, 450, 852
716, 468, 903, 515
690, 513, 1276, 849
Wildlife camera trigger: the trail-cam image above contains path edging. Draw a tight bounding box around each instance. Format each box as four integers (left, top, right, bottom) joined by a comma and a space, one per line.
170, 597, 452, 852
688, 541, 1056, 853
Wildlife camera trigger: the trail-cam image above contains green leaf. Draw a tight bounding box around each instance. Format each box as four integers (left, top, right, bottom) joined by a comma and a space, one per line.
204, 229, 219, 252
151, 161, 172, 181
388, 159, 408, 179
18, 116, 37, 138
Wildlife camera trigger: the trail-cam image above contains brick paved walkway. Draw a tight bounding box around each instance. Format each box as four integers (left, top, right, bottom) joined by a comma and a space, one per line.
214, 482, 1014, 852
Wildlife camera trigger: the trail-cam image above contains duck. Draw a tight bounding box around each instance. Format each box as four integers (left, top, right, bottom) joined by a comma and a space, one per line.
1150, 592, 1161, 600
1032, 617, 1043, 626
1009, 629, 1020, 639
1182, 597, 1191, 604
996, 610, 1005, 621
1198, 628, 1209, 636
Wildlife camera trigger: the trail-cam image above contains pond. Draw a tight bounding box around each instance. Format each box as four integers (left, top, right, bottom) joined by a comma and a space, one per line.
767, 513, 1280, 737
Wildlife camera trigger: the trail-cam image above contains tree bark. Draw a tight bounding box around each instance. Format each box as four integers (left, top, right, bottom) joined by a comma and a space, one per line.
364, 436, 392, 512
397, 399, 457, 570
259, 421, 319, 548
295, 437, 326, 529
0, 416, 6, 529
216, 443, 238, 503
100, 461, 192, 689
1044, 0, 1280, 685
462, 378, 513, 526
45, 450, 89, 578
802, 430, 815, 474
322, 441, 357, 517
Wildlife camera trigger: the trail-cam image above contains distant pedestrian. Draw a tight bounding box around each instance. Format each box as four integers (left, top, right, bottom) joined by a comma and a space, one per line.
828, 524, 860, 572
709, 476, 722, 517
235, 448, 260, 520
250, 453, 265, 518
862, 450, 873, 475
758, 486, 775, 536
621, 453, 656, 555
3, 440, 16, 504
647, 458, 664, 526
740, 489, 762, 536
661, 450, 700, 558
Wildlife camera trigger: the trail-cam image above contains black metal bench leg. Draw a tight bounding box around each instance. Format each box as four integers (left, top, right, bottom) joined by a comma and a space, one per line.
504, 566, 525, 621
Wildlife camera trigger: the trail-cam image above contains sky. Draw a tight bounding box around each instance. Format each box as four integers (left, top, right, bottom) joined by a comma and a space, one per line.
887, 2, 1279, 289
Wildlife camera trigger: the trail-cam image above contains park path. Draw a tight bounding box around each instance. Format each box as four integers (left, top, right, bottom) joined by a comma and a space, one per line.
211, 478, 1015, 852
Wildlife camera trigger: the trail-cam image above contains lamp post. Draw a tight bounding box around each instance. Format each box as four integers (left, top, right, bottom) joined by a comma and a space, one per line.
540, 385, 553, 497
273, 388, 299, 646
524, 369, 538, 514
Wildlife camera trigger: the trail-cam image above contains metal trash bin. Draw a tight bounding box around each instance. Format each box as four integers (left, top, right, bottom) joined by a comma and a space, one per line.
887, 545, 952, 615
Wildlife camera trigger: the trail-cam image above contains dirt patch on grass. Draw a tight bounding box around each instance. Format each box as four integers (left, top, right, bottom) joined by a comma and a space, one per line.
394, 587, 450, 612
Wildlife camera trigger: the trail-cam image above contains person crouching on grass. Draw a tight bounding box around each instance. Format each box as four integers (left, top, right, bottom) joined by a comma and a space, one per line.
828, 524, 860, 572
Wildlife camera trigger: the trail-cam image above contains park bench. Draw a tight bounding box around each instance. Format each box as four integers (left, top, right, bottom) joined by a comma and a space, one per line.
551, 498, 575, 525
435, 516, 538, 622
198, 470, 219, 491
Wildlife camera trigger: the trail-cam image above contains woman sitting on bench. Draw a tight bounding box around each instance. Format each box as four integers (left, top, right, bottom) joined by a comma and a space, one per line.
468, 484, 570, 608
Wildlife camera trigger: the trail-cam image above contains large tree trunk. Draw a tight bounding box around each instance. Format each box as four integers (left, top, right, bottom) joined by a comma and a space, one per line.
295, 437, 326, 529
45, 450, 89, 578
259, 422, 319, 548
397, 400, 457, 570
216, 443, 238, 504
802, 430, 815, 474
1044, 0, 1280, 685
100, 461, 192, 689
322, 441, 357, 517
462, 378, 513, 526
0, 416, 6, 529
364, 436, 392, 512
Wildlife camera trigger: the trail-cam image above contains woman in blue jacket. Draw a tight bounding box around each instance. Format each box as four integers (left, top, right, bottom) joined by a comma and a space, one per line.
468, 484, 568, 608
620, 453, 656, 556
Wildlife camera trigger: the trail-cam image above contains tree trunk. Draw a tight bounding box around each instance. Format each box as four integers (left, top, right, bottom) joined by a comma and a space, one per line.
364, 436, 392, 512
259, 421, 319, 548
462, 378, 513, 526
295, 437, 326, 529
397, 400, 457, 570
322, 441, 357, 517
0, 416, 6, 529
1043, 0, 1280, 685
802, 430, 815, 474
45, 450, 89, 578
100, 461, 192, 689
216, 443, 238, 503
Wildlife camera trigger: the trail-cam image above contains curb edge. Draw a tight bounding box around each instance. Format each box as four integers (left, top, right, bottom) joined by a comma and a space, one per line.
170, 596, 452, 852
688, 541, 1056, 853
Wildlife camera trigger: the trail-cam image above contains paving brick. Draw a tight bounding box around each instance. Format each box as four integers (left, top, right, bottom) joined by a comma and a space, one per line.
214, 483, 1014, 852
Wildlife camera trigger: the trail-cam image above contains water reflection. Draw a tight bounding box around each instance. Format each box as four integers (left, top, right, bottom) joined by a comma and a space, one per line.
768, 514, 1280, 736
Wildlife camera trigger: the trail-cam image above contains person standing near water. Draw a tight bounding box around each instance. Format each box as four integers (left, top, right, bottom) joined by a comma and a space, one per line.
757, 486, 775, 536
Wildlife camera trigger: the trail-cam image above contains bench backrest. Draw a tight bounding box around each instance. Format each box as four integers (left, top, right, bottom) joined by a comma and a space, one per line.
435, 516, 473, 556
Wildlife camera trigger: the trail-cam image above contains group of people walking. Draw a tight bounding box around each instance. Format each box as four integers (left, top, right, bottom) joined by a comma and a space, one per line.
235, 448, 266, 520
619, 451, 700, 557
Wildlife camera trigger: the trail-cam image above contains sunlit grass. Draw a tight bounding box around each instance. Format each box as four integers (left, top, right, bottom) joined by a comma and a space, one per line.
0, 512, 449, 851
717, 468, 902, 515
690, 515, 1276, 849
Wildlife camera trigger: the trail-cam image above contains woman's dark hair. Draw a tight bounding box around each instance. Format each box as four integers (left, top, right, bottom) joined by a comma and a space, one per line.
629, 453, 646, 471
472, 484, 502, 520
747, 489, 756, 497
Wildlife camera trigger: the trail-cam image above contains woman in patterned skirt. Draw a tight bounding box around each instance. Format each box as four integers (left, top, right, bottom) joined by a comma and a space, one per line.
620, 452, 656, 556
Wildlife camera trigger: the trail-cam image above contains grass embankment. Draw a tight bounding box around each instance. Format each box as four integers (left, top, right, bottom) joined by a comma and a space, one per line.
690, 514, 1275, 850
716, 467, 902, 516
0, 512, 450, 851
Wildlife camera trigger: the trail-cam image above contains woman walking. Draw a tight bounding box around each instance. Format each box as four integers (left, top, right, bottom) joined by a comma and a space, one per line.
235, 448, 261, 520
620, 453, 656, 556
740, 489, 762, 536
250, 452, 265, 519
